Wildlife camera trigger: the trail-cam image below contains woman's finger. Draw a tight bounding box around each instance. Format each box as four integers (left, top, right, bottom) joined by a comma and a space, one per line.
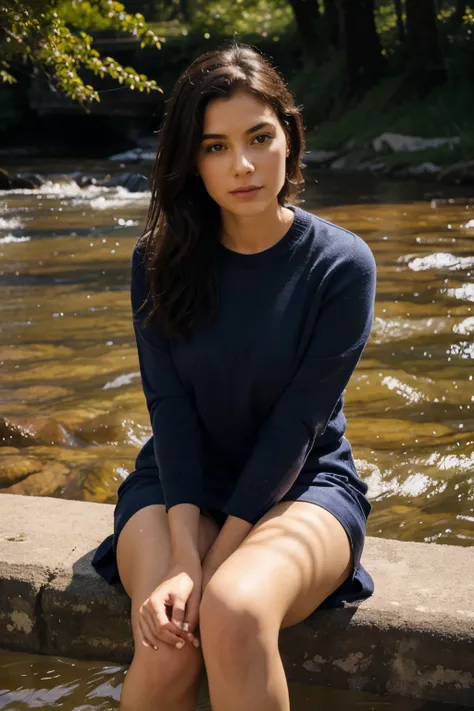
170, 593, 187, 633
138, 611, 161, 651
146, 605, 187, 648
137, 622, 151, 649
183, 591, 201, 647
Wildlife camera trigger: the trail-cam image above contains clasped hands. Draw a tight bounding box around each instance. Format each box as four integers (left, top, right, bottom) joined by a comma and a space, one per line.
137, 548, 223, 652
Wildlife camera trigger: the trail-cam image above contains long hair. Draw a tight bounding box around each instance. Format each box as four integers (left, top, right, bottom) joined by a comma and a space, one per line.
137, 41, 306, 340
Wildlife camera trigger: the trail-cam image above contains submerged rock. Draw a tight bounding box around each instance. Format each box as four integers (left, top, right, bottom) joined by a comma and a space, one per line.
0, 169, 45, 190
103, 172, 149, 192
82, 460, 122, 503
76, 171, 149, 192
73, 410, 138, 445
5, 461, 70, 496
438, 160, 474, 184
0, 454, 44, 487
0, 415, 70, 447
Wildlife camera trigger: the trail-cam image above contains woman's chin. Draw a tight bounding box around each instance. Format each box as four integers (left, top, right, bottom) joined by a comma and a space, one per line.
220, 194, 277, 217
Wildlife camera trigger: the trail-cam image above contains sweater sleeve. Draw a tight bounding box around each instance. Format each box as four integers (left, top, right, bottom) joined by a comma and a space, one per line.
131, 246, 203, 511
222, 237, 377, 524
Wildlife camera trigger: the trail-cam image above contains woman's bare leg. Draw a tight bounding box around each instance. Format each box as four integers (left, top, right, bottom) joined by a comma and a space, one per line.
116, 504, 219, 711
200, 501, 353, 711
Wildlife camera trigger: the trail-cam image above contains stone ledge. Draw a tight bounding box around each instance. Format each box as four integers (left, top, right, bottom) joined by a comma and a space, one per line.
0, 493, 473, 707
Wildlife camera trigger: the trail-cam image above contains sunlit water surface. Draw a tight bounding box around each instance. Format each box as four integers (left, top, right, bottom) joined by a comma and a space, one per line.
0, 159, 473, 708
0, 649, 468, 711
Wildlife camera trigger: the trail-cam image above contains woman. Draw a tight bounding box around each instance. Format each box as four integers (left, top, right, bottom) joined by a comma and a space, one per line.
92, 41, 376, 711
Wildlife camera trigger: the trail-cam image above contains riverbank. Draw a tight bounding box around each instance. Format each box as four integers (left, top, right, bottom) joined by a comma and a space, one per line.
1, 493, 473, 707
2, 45, 473, 187
1, 136, 474, 191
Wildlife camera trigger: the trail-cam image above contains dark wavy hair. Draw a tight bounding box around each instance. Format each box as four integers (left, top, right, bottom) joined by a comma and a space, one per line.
137, 41, 306, 340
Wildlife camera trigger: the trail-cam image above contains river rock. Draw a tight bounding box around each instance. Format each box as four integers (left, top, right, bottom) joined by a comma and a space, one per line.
330, 156, 350, 171
73, 410, 137, 445
75, 171, 149, 192
354, 160, 389, 174
406, 162, 441, 176
438, 160, 474, 184
0, 415, 69, 447
77, 175, 99, 188
13, 385, 71, 402
4, 461, 70, 496
373, 132, 460, 153
82, 460, 122, 503
0, 169, 44, 190
304, 150, 340, 167
0, 454, 44, 487
0, 168, 12, 189
13, 173, 45, 189
103, 172, 149, 192
109, 147, 155, 161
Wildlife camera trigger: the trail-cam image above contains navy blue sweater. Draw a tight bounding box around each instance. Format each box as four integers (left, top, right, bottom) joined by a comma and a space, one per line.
131, 205, 376, 525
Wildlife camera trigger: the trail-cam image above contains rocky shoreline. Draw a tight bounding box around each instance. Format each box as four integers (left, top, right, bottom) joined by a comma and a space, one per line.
1, 131, 473, 189
304, 150, 474, 184
303, 131, 473, 183
0, 166, 149, 192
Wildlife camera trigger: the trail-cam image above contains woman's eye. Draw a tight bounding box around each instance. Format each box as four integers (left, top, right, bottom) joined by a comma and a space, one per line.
253, 134, 273, 145
205, 143, 224, 153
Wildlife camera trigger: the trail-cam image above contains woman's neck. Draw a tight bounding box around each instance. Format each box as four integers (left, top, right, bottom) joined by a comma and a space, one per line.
220, 202, 294, 255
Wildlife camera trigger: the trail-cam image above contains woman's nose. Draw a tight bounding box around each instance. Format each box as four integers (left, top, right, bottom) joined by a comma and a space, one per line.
233, 150, 255, 175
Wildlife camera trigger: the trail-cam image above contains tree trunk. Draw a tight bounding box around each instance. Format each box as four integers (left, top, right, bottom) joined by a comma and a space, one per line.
406, 0, 446, 91
323, 0, 340, 48
448, 0, 468, 33
393, 0, 406, 45
338, 0, 384, 94
288, 0, 322, 65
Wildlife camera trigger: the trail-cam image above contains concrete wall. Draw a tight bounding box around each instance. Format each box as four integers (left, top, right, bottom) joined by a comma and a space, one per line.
0, 493, 473, 707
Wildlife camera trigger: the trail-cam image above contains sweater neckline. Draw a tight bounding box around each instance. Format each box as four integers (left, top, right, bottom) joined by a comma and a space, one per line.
217, 205, 312, 267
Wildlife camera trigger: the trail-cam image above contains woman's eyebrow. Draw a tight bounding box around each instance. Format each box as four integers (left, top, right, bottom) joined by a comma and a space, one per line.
201, 121, 275, 140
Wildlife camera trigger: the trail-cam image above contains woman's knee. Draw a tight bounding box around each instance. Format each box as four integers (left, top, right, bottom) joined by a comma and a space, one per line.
199, 577, 266, 666
131, 638, 204, 696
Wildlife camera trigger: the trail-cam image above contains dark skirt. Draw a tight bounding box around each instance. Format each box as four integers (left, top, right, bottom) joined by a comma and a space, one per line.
91, 465, 374, 616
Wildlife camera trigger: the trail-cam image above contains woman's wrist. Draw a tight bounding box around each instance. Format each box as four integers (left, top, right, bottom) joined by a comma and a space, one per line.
168, 503, 201, 560
204, 515, 253, 567
170, 537, 201, 564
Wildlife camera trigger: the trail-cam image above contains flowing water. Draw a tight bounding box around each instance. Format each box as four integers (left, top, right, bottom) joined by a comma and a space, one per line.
0, 159, 473, 709
0, 648, 468, 711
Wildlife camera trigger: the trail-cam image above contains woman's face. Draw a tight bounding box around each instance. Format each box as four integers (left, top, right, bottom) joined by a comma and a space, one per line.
196, 90, 289, 217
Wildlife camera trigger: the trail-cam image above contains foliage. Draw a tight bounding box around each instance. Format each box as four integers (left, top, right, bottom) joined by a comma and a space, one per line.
0, 0, 163, 104
181, 0, 293, 37
304, 71, 474, 164
288, 51, 344, 129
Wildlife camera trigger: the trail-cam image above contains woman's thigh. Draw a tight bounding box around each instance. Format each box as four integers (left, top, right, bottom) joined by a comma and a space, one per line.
116, 505, 220, 703
116, 504, 219, 600
201, 500, 353, 633
117, 505, 220, 670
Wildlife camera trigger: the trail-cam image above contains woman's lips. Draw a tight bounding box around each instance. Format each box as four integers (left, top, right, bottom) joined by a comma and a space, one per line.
229, 186, 263, 198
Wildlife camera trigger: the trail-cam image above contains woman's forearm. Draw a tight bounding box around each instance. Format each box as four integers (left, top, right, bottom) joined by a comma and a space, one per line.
205, 515, 253, 567
168, 503, 201, 558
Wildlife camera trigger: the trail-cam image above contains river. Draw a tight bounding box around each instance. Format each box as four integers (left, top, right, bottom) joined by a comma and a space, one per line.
0, 159, 473, 709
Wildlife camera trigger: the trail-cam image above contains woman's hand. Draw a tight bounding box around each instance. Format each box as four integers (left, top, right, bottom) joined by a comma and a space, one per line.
200, 516, 253, 594
201, 556, 220, 595
138, 552, 202, 651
